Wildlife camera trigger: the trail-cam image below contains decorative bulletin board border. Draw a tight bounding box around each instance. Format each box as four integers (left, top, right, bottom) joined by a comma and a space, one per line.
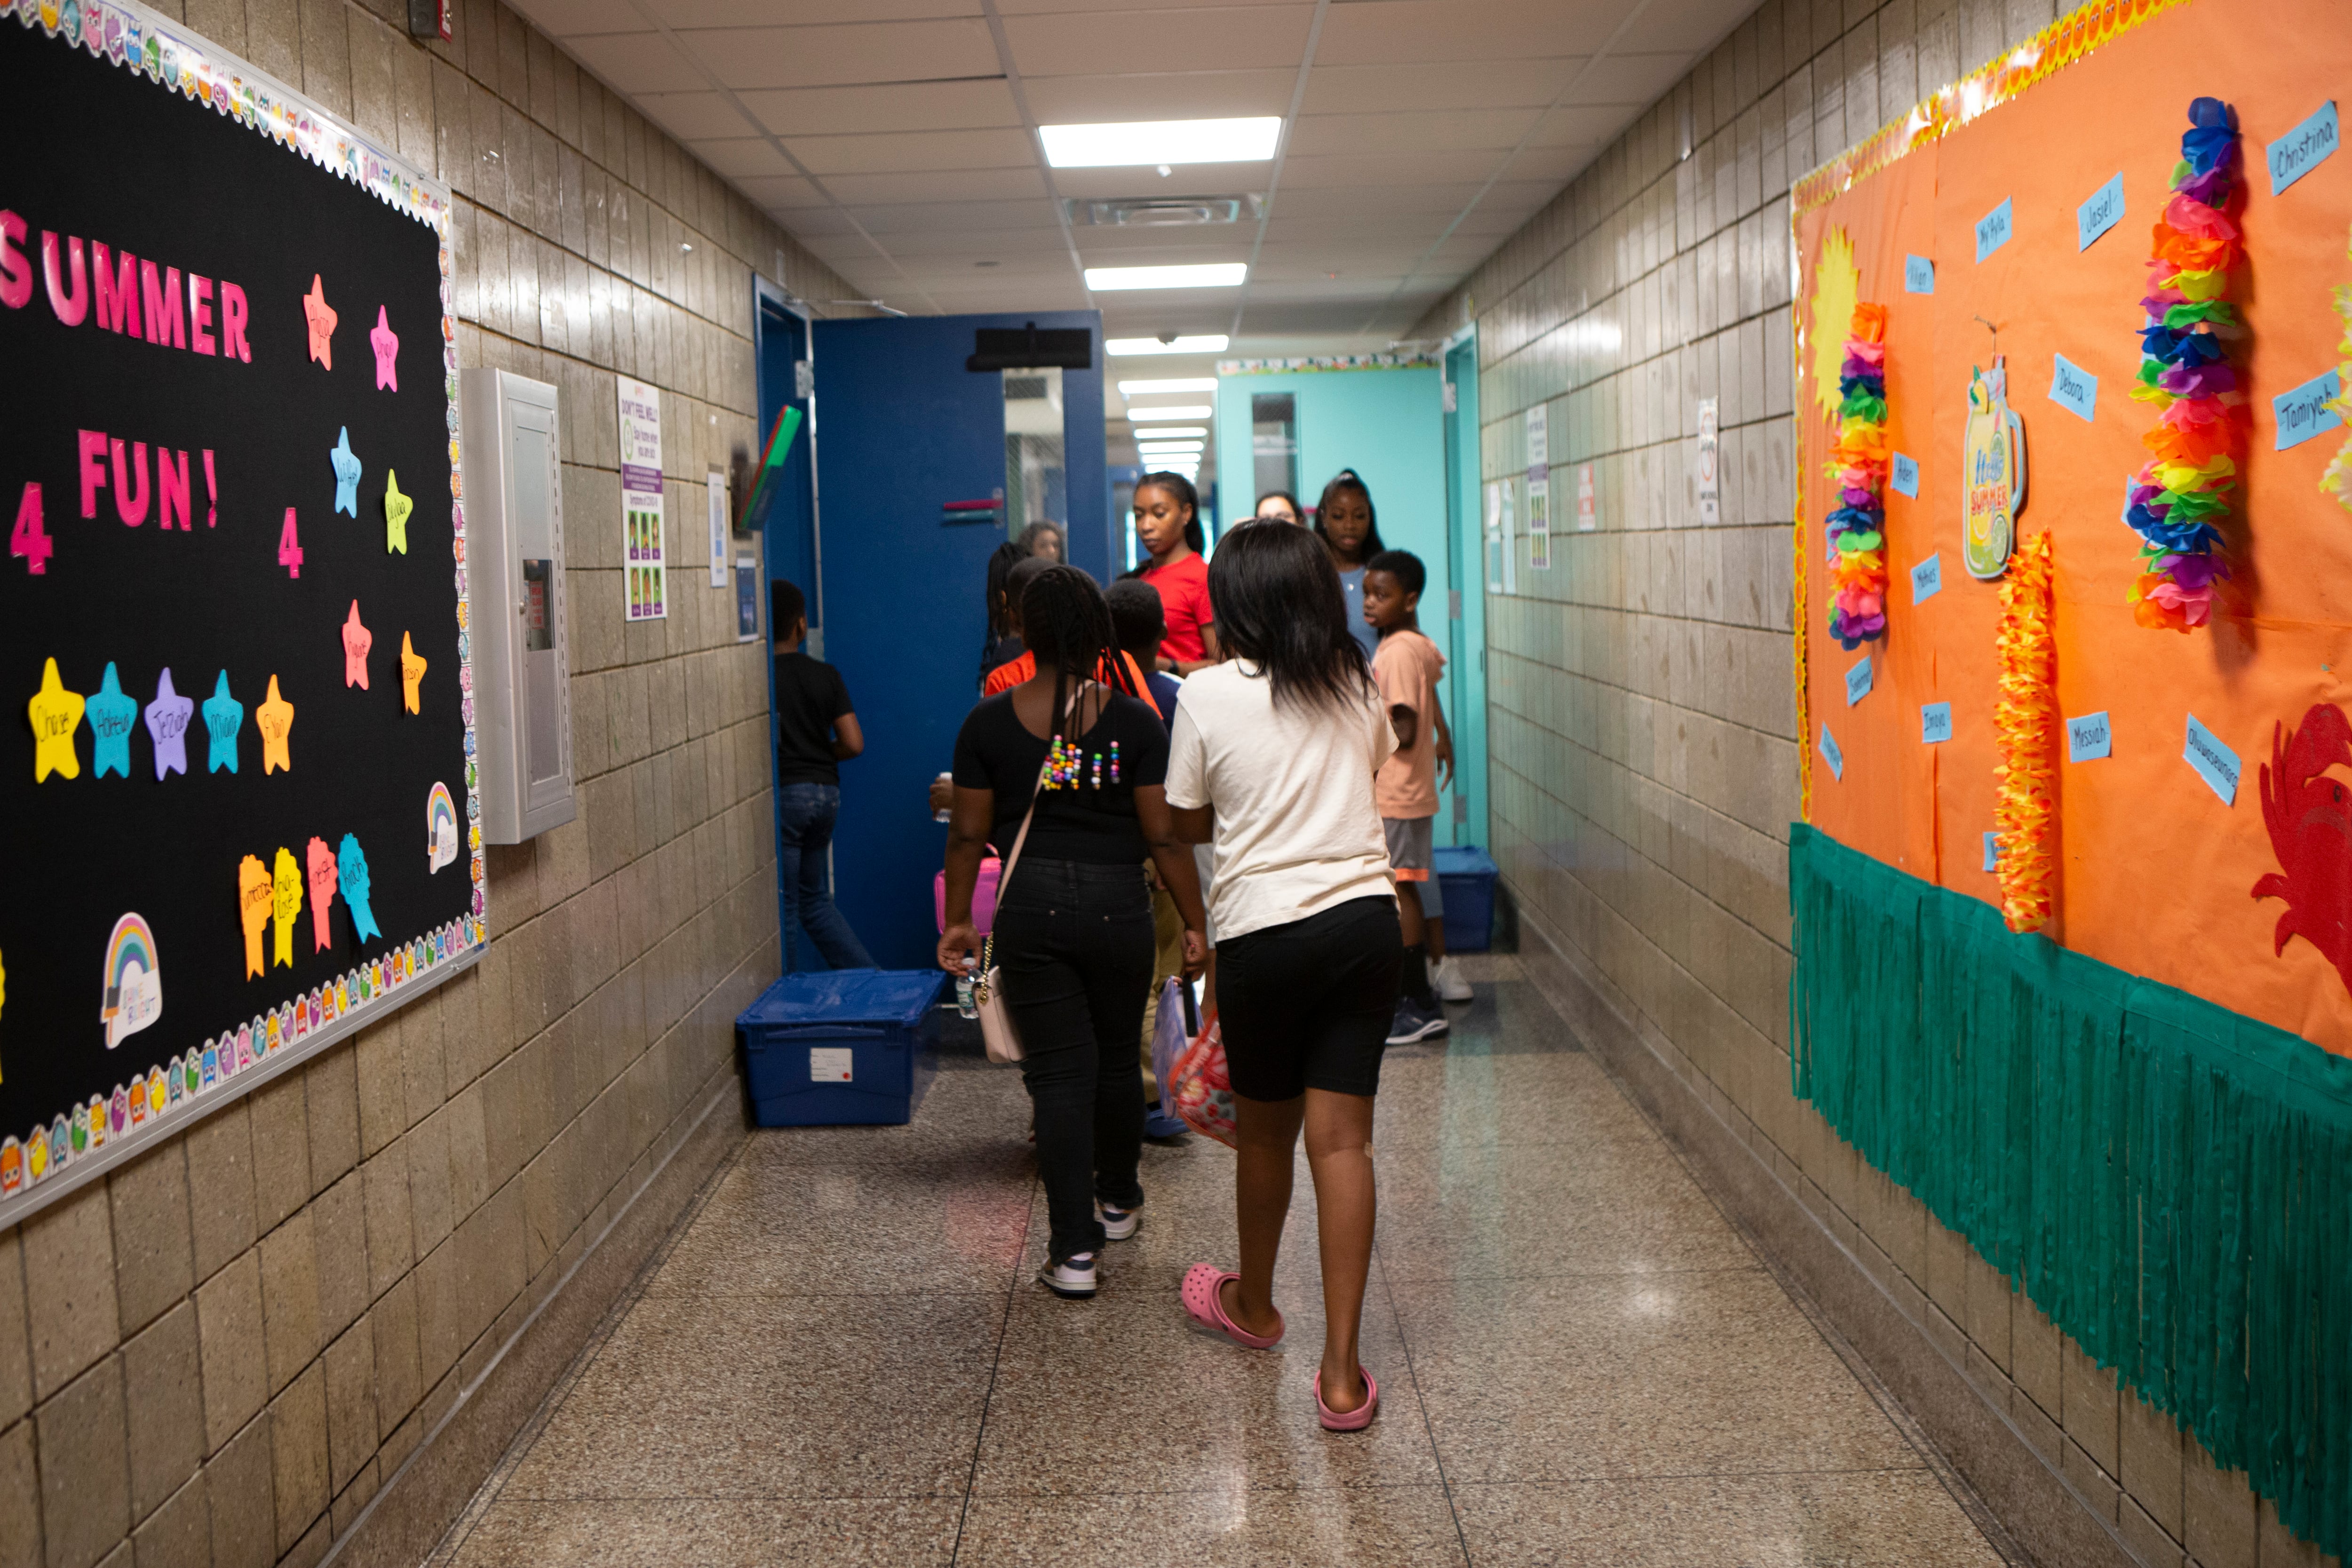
1213, 353, 1438, 374
0, 0, 487, 1229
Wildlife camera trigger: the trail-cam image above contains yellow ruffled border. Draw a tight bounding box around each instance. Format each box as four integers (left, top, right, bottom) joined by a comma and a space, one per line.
1993, 532, 2059, 932
2321, 222, 2352, 509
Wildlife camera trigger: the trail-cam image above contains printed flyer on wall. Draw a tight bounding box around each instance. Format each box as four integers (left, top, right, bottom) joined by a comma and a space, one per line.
618, 376, 666, 621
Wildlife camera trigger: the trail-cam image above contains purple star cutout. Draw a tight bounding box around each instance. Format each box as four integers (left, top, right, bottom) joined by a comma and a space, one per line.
145, 666, 195, 779
370, 306, 398, 392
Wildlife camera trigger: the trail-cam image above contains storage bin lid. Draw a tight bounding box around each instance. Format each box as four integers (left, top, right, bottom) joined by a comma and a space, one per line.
737, 969, 944, 1030
1432, 845, 1498, 876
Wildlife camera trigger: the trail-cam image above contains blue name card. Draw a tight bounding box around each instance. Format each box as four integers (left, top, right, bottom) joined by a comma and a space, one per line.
1845, 655, 1874, 707
2077, 173, 2125, 250
2184, 714, 2241, 805
1922, 702, 1954, 744
1912, 554, 1943, 604
2273, 368, 2344, 451
1891, 452, 1920, 497
1983, 831, 1999, 873
1976, 198, 2013, 263
1905, 255, 1936, 294
2268, 101, 2339, 196
1819, 723, 1844, 781
2050, 353, 2098, 421
2067, 711, 2113, 763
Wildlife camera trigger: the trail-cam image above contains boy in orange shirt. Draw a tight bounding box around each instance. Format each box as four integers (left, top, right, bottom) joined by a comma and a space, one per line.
1364, 549, 1462, 1043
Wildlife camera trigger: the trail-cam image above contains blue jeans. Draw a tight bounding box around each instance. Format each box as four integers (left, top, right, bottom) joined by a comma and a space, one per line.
777, 783, 874, 971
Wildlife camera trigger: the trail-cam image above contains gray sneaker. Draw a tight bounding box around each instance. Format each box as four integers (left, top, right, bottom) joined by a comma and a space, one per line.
1039, 1252, 1099, 1298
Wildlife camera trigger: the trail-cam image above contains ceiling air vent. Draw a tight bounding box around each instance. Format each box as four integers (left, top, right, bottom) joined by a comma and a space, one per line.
1068, 195, 1261, 227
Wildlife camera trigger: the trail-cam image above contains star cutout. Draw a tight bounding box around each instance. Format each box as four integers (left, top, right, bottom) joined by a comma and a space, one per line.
370, 306, 398, 390
306, 837, 339, 953
238, 854, 270, 979
342, 601, 373, 689
144, 667, 193, 780
384, 470, 412, 555
330, 428, 361, 517
200, 670, 242, 773
400, 633, 427, 715
256, 675, 294, 774
303, 274, 337, 369
85, 661, 138, 779
271, 847, 302, 970
27, 657, 84, 782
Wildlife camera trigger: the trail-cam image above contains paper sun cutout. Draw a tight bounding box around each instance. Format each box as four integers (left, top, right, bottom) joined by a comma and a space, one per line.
303, 275, 337, 369
1808, 227, 1860, 422
370, 305, 398, 391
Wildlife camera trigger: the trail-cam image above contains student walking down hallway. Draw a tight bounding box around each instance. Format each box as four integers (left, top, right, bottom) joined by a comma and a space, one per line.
770, 579, 875, 971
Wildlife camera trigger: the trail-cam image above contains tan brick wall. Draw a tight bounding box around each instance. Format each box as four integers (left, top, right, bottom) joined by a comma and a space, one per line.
0, 0, 861, 1561
1413, 2, 2339, 1565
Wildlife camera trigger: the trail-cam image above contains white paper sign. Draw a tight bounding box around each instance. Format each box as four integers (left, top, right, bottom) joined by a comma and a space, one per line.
809, 1047, 853, 1082
707, 472, 729, 589
1484, 481, 1504, 592
1576, 463, 1597, 531
1499, 482, 1518, 595
618, 377, 667, 622
1525, 404, 1549, 477
1696, 398, 1720, 525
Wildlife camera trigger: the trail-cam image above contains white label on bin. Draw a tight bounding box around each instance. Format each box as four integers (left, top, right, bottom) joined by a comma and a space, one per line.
810, 1047, 853, 1083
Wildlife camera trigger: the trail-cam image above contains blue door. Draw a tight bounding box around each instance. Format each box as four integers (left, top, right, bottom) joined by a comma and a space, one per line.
809, 310, 1106, 969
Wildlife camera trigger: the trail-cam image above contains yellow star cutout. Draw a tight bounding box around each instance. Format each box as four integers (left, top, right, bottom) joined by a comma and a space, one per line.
384, 469, 413, 555
256, 675, 295, 774
400, 633, 428, 715
27, 657, 85, 782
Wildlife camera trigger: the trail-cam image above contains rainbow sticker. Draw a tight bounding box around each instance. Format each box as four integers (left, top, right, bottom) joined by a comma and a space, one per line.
427, 781, 457, 872
99, 913, 163, 1050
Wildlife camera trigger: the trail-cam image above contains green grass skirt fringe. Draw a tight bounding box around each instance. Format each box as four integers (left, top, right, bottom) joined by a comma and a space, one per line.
1789, 825, 2352, 1557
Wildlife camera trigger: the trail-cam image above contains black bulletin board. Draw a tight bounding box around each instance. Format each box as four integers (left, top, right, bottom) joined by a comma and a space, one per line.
0, 3, 483, 1221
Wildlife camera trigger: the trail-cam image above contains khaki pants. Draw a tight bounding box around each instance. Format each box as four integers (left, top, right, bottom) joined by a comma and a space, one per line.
1140, 885, 1184, 1098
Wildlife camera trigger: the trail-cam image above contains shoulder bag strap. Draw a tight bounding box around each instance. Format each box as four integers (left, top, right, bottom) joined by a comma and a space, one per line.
981, 681, 1097, 966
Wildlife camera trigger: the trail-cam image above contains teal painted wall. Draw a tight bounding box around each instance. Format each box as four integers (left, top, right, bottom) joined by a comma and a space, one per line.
1216, 364, 1488, 851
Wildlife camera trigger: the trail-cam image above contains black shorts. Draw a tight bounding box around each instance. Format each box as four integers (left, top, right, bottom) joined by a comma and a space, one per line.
1216, 896, 1403, 1101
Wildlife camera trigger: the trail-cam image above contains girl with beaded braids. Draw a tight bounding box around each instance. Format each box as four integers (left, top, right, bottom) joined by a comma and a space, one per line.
940, 565, 1207, 1299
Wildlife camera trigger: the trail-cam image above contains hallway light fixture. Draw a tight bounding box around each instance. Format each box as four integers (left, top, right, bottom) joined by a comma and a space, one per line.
1041, 117, 1281, 169
1128, 406, 1214, 420
1108, 335, 1228, 355
1139, 439, 1205, 452
1129, 426, 1206, 438
1086, 263, 1247, 291
1120, 378, 1218, 394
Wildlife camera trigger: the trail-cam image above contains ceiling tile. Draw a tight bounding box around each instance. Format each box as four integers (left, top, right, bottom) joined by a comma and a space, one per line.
1297, 59, 1581, 112
1279, 149, 1517, 188
1004, 5, 1312, 78
734, 174, 824, 207
688, 136, 799, 179
677, 17, 999, 91
562, 32, 710, 94
1270, 183, 1492, 218
1018, 68, 1294, 123
1076, 240, 1253, 269
1261, 213, 1447, 245
1560, 51, 1691, 106
1072, 224, 1263, 254
1531, 104, 1640, 145
1049, 161, 1272, 200
836, 198, 1065, 232
737, 80, 1020, 135
634, 90, 756, 141
857, 227, 1073, 257
820, 168, 1051, 204
1314, 0, 1628, 66
657, 0, 978, 24
1288, 108, 1541, 156
509, 0, 639, 38
1613, 0, 1750, 56
781, 127, 1038, 175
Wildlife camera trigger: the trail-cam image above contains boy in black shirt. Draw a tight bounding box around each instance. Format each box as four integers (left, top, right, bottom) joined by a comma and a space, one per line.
771, 580, 875, 970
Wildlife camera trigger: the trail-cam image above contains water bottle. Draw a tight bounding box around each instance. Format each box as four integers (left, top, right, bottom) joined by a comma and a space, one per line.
955, 971, 977, 1019
933, 772, 953, 823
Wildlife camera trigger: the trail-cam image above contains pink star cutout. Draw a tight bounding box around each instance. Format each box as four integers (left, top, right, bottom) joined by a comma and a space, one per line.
370, 306, 398, 391
342, 600, 373, 690
303, 274, 337, 369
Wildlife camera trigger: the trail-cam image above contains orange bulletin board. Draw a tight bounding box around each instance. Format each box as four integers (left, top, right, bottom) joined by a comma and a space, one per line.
1796, 0, 2352, 1053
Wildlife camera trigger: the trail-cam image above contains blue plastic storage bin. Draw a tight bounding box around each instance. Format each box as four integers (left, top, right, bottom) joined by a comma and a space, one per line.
1433, 846, 1500, 952
736, 969, 946, 1127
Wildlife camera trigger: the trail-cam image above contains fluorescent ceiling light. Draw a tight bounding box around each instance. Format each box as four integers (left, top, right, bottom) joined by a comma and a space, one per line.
1139, 444, 1205, 456
1041, 117, 1280, 169
1130, 426, 1206, 438
1139, 437, 1205, 448
1129, 406, 1214, 421
1120, 378, 1218, 395
1108, 335, 1229, 356
1086, 263, 1247, 292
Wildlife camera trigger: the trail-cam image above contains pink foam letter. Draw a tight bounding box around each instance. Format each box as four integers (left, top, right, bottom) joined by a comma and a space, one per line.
0, 213, 28, 310
78, 430, 108, 518
41, 233, 86, 326
157, 448, 190, 531
188, 274, 216, 356
111, 438, 149, 527
92, 242, 137, 335
222, 282, 250, 362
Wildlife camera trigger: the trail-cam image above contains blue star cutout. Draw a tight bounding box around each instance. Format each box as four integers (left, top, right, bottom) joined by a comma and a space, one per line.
85, 661, 139, 779
201, 669, 243, 774
330, 427, 362, 517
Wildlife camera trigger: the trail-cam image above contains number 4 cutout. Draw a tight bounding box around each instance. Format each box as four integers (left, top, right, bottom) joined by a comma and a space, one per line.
11, 483, 51, 574
278, 507, 304, 578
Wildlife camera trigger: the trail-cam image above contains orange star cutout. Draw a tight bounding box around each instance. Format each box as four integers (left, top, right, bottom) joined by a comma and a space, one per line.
400, 633, 428, 715
303, 275, 337, 369
256, 675, 295, 774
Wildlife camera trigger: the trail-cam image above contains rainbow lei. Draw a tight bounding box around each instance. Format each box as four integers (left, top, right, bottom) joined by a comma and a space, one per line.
1826, 303, 1891, 651
2125, 97, 2243, 633
1993, 530, 2058, 933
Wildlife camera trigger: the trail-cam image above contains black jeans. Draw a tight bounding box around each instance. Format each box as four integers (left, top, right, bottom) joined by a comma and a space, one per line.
995, 857, 1156, 1262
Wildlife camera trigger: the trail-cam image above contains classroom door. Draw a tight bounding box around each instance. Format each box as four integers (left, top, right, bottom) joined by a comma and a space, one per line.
809, 310, 1106, 969
1441, 334, 1490, 851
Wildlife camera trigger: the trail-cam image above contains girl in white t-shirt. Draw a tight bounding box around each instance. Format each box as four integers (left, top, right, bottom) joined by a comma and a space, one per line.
1165, 521, 1403, 1431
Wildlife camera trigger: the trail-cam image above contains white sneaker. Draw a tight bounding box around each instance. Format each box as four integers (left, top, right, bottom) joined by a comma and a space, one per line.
1432, 955, 1473, 1003
1096, 1200, 1140, 1241
1039, 1253, 1099, 1298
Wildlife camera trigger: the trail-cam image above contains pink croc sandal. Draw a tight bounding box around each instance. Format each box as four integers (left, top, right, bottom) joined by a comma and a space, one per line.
1314, 1367, 1379, 1432
1180, 1262, 1284, 1349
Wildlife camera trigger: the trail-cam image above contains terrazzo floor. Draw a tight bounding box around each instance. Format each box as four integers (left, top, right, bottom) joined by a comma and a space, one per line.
427, 955, 2012, 1567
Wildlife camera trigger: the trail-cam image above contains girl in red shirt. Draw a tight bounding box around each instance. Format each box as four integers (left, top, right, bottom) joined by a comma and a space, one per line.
1132, 472, 1220, 673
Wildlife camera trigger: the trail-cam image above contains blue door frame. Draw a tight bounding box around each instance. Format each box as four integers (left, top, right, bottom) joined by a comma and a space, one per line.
753, 282, 824, 966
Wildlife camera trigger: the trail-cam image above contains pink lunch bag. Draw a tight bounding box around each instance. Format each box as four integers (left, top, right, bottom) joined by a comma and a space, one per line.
934, 854, 1001, 934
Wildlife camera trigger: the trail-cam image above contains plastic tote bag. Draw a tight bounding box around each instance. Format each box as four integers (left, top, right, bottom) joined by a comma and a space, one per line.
1147, 976, 1197, 1107
1169, 1004, 1237, 1148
